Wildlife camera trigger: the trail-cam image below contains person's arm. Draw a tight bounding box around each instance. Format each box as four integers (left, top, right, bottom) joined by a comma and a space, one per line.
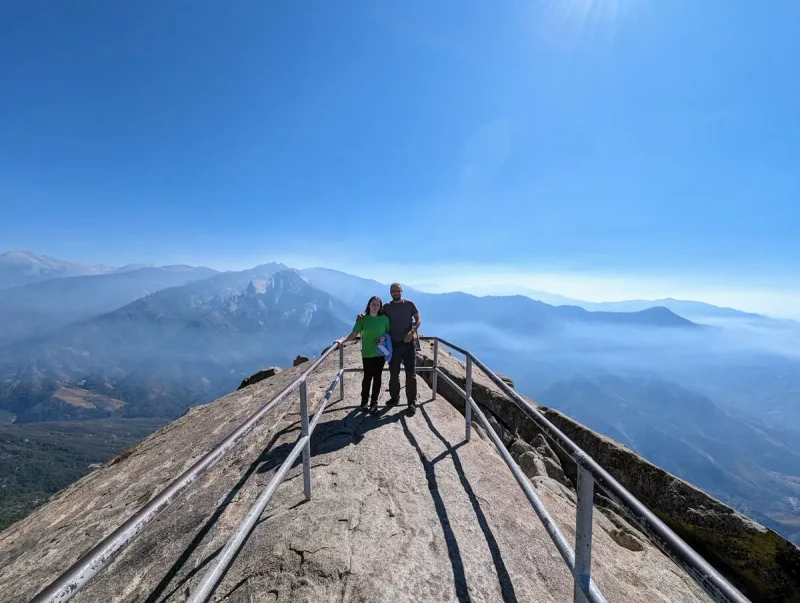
336, 331, 359, 346
336, 321, 362, 346
403, 304, 421, 343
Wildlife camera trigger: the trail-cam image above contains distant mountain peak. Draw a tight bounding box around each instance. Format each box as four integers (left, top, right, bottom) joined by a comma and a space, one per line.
247, 279, 269, 295
274, 267, 307, 280
231, 269, 332, 320
0, 249, 113, 289
638, 306, 682, 317
267, 268, 310, 291
113, 263, 155, 273
251, 262, 291, 274
1, 249, 105, 266
2, 249, 76, 266
2, 249, 40, 260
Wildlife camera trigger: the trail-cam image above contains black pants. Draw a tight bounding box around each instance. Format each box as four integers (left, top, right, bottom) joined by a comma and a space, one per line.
361, 356, 386, 404
389, 340, 417, 404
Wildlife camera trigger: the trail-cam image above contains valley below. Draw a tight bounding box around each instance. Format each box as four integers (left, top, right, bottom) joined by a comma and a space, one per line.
0, 418, 168, 530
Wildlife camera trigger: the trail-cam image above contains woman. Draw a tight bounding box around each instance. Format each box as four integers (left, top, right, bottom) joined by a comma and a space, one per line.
335, 296, 390, 411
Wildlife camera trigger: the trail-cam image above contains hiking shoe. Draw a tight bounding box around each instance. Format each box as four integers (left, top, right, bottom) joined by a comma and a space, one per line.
360, 399, 368, 410
386, 398, 399, 407
369, 400, 378, 412
406, 403, 417, 416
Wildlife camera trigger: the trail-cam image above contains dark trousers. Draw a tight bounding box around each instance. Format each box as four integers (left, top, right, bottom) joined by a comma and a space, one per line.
389, 340, 417, 404
361, 356, 386, 403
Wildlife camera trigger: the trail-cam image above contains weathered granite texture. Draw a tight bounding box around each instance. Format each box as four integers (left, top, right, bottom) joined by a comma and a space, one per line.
0, 343, 712, 602
416, 339, 800, 603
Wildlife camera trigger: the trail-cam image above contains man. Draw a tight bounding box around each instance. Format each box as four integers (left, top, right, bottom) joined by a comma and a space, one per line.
359, 282, 422, 415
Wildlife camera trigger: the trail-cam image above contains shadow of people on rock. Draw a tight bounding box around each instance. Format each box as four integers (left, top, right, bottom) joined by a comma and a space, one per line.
251, 404, 414, 477
144, 394, 460, 603
401, 406, 518, 603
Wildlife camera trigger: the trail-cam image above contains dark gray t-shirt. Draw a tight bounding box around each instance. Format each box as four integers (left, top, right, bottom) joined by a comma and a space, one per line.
382, 299, 418, 342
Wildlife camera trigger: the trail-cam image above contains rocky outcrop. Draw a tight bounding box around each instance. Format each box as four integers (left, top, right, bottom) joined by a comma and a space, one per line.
237, 366, 282, 390
1, 343, 713, 603
292, 355, 310, 367
416, 340, 800, 603
496, 372, 515, 389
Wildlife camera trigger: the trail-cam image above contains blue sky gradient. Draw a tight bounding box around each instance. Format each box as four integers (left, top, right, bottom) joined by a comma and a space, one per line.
1, 1, 798, 314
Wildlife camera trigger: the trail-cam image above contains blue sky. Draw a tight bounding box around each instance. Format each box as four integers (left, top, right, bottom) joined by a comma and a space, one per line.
1, 1, 798, 314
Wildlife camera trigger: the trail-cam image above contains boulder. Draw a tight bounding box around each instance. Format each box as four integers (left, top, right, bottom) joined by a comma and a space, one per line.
518, 451, 548, 479
487, 414, 514, 446
510, 438, 534, 460
542, 457, 572, 488
292, 355, 310, 367
496, 372, 515, 389
532, 433, 560, 464
237, 367, 282, 390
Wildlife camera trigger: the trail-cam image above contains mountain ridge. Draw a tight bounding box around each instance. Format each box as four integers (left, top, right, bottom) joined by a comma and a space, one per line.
0, 264, 700, 425
0, 265, 218, 345
304, 268, 700, 330
0, 250, 113, 289
422, 281, 768, 322
0, 267, 348, 422
2, 252, 779, 324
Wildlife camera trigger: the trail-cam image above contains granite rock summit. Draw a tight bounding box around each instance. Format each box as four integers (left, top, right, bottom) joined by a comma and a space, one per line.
1, 340, 796, 602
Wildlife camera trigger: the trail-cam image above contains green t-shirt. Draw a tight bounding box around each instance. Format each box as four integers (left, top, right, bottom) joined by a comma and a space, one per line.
352, 314, 390, 358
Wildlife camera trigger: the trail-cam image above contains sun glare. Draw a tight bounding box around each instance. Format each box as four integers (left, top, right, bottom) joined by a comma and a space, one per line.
534, 0, 640, 46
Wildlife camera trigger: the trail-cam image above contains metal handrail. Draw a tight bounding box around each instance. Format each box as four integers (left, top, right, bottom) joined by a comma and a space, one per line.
186, 368, 345, 602
187, 364, 441, 601
421, 336, 750, 603
29, 343, 342, 603
28, 334, 751, 603
429, 349, 604, 603
186, 335, 751, 603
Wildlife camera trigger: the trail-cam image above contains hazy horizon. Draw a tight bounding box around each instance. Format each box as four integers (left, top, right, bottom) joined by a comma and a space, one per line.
4, 248, 799, 321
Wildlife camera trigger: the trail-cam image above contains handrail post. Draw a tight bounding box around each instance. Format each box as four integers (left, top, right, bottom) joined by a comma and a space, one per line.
339, 343, 345, 400
465, 356, 473, 441
574, 465, 595, 603
432, 339, 439, 399
300, 380, 311, 501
